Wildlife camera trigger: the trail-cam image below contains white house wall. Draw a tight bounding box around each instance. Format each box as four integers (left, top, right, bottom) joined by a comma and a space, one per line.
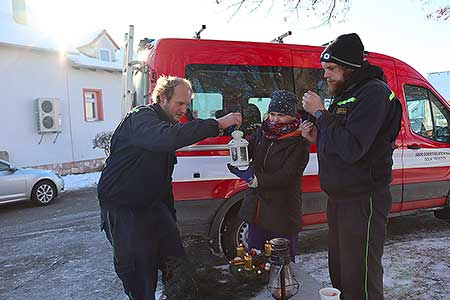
0, 45, 122, 172
0, 46, 73, 166
66, 67, 121, 162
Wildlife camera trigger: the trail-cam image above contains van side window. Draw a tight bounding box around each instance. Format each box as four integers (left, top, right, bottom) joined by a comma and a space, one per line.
186, 64, 294, 136
294, 68, 331, 109
191, 93, 223, 119
405, 85, 450, 143
248, 97, 271, 121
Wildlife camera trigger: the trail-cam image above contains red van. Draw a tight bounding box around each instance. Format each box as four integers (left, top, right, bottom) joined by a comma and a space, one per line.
129, 37, 450, 258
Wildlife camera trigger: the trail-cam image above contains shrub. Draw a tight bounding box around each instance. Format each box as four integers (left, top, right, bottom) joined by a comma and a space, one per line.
92, 131, 113, 157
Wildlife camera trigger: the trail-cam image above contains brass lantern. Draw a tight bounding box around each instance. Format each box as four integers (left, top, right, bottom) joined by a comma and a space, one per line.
227, 130, 249, 168
266, 238, 299, 300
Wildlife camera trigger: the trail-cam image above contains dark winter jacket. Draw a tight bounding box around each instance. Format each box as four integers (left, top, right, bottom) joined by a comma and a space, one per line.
97, 104, 219, 216
239, 128, 310, 234
316, 61, 403, 197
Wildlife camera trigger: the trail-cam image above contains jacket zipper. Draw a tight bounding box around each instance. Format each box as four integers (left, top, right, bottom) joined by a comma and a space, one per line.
263, 141, 274, 171
253, 195, 261, 224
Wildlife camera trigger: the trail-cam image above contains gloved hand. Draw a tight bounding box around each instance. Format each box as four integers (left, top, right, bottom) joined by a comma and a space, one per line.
227, 163, 255, 183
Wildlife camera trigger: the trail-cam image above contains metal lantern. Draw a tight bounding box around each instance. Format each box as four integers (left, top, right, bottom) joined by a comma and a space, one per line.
227, 130, 249, 168
266, 238, 299, 300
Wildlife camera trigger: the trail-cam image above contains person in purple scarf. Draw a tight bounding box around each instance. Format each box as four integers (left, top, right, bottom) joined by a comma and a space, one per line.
228, 90, 310, 259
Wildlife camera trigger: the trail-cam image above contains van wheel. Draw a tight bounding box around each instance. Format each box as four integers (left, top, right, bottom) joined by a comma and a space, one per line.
32, 181, 56, 206
221, 209, 249, 259
434, 207, 450, 220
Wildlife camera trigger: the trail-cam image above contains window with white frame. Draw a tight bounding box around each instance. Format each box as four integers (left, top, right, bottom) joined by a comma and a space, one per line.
99, 48, 111, 62
83, 89, 104, 121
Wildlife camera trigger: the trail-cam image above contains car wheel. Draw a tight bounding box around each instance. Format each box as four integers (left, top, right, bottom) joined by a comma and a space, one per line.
434, 206, 450, 220
32, 181, 56, 206
221, 209, 249, 259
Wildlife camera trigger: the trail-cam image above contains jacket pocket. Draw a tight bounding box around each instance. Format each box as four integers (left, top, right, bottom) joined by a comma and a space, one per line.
320, 156, 374, 195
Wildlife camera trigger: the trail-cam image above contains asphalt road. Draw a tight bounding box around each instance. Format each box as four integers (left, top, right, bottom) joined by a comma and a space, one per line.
0, 187, 126, 300
1, 187, 449, 300
0, 188, 247, 300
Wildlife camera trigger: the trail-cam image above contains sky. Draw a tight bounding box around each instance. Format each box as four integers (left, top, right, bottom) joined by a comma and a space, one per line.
24, 0, 450, 76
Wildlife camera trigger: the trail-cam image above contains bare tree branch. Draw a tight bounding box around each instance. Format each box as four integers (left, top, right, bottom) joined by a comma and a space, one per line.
216, 0, 450, 26
249, 0, 265, 14
217, 0, 350, 26
326, 0, 337, 24
417, 0, 450, 21
427, 5, 450, 21
227, 0, 247, 22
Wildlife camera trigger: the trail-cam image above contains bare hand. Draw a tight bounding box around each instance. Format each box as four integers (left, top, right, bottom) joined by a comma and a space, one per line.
300, 120, 318, 144
217, 112, 242, 129
302, 90, 325, 115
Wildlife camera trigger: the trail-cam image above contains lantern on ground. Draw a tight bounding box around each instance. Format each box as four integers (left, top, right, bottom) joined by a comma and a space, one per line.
266, 238, 299, 300
227, 130, 249, 168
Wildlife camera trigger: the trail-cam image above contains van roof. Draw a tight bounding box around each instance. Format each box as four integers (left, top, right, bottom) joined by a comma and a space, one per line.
149, 38, 426, 82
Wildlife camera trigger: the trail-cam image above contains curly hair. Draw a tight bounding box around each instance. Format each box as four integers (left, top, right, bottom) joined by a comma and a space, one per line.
151, 75, 193, 103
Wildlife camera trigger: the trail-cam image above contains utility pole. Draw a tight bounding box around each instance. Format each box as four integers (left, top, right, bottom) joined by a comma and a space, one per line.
121, 25, 135, 116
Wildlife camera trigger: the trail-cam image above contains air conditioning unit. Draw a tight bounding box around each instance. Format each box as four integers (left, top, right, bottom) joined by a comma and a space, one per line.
36, 98, 62, 133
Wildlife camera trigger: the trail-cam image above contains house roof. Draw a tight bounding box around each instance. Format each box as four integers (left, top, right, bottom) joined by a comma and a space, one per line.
67, 52, 122, 72
77, 29, 120, 50
427, 71, 450, 75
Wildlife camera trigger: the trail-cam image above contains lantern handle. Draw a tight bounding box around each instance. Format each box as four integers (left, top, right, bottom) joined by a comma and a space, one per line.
231, 130, 244, 139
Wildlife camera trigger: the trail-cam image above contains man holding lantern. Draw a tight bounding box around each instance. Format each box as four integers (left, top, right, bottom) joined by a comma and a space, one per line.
98, 75, 241, 300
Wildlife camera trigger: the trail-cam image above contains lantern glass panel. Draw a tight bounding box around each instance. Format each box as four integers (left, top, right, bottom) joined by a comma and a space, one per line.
228, 130, 249, 167
267, 264, 299, 299
239, 146, 248, 161
231, 148, 238, 162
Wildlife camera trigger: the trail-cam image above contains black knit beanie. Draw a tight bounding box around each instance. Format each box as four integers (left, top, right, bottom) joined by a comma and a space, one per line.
320, 33, 364, 69
268, 90, 298, 117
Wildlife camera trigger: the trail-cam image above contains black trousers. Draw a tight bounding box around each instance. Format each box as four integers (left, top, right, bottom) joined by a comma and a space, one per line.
101, 203, 185, 300
327, 187, 392, 300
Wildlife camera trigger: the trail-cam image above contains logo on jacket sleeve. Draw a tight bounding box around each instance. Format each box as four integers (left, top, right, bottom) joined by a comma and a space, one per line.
336, 107, 348, 115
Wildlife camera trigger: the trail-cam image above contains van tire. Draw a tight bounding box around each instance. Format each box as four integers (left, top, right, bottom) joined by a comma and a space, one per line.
434, 207, 450, 220
220, 208, 249, 259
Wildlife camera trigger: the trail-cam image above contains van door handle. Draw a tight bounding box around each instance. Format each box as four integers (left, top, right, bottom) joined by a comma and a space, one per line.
407, 144, 421, 150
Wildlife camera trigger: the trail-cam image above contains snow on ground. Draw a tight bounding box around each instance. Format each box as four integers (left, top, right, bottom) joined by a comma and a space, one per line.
62, 172, 100, 191
64, 172, 450, 299
297, 233, 450, 300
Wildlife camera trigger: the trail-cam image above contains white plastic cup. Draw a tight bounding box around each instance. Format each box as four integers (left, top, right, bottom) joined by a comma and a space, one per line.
319, 287, 341, 300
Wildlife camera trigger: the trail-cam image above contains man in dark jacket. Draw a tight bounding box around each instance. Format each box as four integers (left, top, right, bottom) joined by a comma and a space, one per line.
301, 33, 402, 300
98, 75, 242, 300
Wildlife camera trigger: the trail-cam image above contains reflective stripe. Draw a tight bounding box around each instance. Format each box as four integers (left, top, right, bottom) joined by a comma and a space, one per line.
364, 197, 373, 300
389, 91, 395, 101
336, 97, 357, 105
330, 55, 362, 68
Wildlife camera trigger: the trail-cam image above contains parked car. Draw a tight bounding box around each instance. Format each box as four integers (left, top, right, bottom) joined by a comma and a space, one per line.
0, 159, 64, 205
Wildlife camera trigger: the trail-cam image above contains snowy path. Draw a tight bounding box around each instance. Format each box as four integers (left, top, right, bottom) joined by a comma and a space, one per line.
61, 172, 450, 299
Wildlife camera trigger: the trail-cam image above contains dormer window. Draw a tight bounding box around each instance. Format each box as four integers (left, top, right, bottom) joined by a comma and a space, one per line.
99, 48, 111, 62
